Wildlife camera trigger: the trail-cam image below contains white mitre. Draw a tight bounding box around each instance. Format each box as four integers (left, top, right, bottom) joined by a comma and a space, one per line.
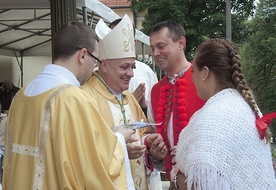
95, 14, 136, 60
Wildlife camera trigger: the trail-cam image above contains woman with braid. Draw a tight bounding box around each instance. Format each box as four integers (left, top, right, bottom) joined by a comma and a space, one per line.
173, 39, 276, 190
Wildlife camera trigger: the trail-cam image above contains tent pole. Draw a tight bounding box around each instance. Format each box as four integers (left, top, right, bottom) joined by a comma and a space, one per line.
20, 52, 23, 87
142, 43, 145, 63
13, 50, 23, 87
226, 0, 232, 41
50, 0, 77, 61
82, 6, 87, 24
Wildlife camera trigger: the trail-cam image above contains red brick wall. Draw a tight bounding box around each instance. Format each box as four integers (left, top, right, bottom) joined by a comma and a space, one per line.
100, 0, 131, 7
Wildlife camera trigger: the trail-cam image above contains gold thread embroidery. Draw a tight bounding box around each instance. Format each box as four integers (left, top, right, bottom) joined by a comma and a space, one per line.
122, 23, 134, 52
130, 131, 146, 190
4, 122, 13, 186
5, 85, 73, 190
32, 84, 72, 190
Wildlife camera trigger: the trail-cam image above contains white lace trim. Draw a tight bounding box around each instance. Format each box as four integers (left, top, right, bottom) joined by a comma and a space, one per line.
12, 143, 39, 158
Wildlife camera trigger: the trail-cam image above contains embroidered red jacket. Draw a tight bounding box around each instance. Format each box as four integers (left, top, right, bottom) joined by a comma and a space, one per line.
150, 66, 205, 179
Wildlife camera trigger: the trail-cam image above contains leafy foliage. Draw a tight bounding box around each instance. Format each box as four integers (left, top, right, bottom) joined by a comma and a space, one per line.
130, 0, 255, 60
130, 0, 275, 137
240, 0, 276, 137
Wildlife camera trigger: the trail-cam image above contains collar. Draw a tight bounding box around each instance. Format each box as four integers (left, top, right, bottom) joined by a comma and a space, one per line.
92, 71, 124, 100
167, 64, 191, 84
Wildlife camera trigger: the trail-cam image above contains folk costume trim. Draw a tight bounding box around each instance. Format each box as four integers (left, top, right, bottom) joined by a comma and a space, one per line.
167, 68, 188, 85
155, 68, 189, 172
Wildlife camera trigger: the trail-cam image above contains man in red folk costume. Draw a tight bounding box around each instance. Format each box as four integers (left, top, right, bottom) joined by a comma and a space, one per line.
143, 21, 206, 190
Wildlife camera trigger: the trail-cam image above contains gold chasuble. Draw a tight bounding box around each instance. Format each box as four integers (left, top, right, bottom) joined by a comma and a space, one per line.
81, 73, 154, 190
3, 85, 128, 190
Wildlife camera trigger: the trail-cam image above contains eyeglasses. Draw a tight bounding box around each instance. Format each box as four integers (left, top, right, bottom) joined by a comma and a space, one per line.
76, 48, 102, 67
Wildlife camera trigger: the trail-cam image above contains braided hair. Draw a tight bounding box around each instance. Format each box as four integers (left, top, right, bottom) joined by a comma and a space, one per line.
194, 38, 271, 142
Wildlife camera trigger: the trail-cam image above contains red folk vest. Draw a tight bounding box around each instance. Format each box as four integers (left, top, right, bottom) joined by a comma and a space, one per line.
151, 65, 205, 179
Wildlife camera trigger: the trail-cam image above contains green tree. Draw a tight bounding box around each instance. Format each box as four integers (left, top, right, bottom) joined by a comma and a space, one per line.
240, 0, 276, 139
130, 0, 255, 60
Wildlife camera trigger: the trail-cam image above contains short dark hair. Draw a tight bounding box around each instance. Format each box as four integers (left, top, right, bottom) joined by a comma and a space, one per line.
108, 19, 121, 28
53, 21, 99, 61
109, 18, 136, 36
149, 21, 185, 42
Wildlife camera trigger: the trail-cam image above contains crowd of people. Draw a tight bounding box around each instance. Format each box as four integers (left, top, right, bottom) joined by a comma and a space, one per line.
0, 79, 20, 113
0, 14, 275, 190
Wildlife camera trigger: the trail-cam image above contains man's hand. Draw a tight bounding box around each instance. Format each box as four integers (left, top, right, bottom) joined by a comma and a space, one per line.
126, 137, 147, 159
146, 133, 167, 161
132, 83, 147, 109
114, 127, 135, 143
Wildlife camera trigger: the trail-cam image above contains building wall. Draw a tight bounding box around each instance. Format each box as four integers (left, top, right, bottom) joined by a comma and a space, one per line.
0, 55, 50, 87
113, 9, 134, 22
135, 11, 147, 30
20, 56, 51, 86
0, 4, 149, 88
112, 9, 146, 31
0, 56, 14, 84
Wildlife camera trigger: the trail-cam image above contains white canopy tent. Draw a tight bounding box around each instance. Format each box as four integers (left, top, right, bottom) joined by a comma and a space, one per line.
78, 0, 149, 46
0, 0, 152, 86
0, 0, 150, 57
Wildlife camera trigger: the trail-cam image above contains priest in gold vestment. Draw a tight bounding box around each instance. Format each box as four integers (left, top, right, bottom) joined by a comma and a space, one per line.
81, 15, 168, 190
3, 21, 134, 190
